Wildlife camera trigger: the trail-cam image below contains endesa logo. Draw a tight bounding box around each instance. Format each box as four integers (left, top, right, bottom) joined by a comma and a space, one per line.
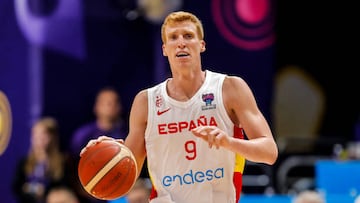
162, 167, 224, 187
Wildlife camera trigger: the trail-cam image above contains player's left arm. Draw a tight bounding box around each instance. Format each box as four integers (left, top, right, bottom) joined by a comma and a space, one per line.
192, 76, 278, 165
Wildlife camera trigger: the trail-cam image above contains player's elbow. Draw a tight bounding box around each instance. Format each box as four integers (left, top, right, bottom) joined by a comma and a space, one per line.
265, 145, 278, 165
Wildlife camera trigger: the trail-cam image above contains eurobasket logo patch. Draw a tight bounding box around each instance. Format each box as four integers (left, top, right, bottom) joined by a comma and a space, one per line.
202, 93, 216, 110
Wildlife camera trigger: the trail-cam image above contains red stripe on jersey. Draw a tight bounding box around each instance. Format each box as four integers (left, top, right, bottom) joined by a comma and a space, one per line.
149, 186, 158, 200
234, 126, 245, 139
233, 125, 245, 202
233, 171, 243, 203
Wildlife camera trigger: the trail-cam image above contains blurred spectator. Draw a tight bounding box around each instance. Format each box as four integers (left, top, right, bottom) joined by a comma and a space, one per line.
46, 184, 80, 203
70, 86, 127, 155
355, 115, 360, 141
12, 117, 70, 203
292, 190, 325, 203
355, 194, 360, 203
109, 178, 151, 203
70, 87, 127, 203
126, 178, 151, 203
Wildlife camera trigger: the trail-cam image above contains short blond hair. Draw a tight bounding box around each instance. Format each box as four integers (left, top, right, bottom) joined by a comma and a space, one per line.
161, 11, 204, 43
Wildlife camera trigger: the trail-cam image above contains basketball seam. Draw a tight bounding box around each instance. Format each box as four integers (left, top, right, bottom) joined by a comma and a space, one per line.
106, 159, 133, 198
106, 145, 138, 198
84, 146, 130, 192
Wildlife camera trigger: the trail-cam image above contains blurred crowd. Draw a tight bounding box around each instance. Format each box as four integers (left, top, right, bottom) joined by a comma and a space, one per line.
11, 87, 150, 203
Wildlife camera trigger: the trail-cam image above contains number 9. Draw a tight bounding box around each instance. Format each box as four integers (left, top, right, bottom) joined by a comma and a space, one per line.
185, 140, 196, 160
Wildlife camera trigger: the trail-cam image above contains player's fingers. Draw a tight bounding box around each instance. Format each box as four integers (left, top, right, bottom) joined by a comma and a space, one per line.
192, 126, 204, 134
214, 135, 221, 149
80, 143, 92, 156
97, 135, 115, 141
79, 147, 87, 157
88, 139, 98, 146
80, 139, 97, 156
191, 127, 205, 138
80, 136, 119, 157
205, 128, 223, 149
115, 139, 124, 144
192, 126, 213, 137
207, 133, 217, 148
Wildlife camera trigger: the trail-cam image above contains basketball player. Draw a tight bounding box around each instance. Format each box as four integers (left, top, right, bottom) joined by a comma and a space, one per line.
81, 11, 278, 203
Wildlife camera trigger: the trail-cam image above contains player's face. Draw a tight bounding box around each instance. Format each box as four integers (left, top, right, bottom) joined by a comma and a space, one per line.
162, 21, 205, 66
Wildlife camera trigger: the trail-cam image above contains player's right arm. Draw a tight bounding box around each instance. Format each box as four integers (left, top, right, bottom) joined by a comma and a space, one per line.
124, 90, 148, 178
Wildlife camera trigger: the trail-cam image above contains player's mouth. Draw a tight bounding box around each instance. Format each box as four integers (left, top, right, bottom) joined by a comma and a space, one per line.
176, 52, 190, 57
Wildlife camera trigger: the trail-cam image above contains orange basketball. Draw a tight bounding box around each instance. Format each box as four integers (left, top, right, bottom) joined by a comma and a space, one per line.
78, 140, 138, 200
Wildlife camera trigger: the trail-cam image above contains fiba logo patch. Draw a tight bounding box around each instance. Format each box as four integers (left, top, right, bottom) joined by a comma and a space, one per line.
211, 0, 275, 50
0, 91, 12, 156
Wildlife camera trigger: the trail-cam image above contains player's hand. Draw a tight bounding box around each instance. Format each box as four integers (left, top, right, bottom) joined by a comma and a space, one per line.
191, 126, 230, 149
79, 135, 124, 156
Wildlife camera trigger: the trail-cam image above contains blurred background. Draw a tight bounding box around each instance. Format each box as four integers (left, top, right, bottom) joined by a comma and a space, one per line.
1, 0, 359, 202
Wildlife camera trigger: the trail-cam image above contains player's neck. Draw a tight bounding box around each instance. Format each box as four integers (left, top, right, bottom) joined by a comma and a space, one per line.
167, 70, 205, 101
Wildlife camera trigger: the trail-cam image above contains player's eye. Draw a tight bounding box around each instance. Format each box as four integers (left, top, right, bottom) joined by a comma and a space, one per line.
184, 33, 193, 39
169, 34, 177, 40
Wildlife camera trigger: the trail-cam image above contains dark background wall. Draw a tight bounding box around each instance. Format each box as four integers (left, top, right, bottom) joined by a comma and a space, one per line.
276, 0, 358, 143
0, 0, 358, 202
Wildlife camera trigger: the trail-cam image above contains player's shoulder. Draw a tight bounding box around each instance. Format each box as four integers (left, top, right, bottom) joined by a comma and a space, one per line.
224, 73, 246, 84
132, 89, 149, 106
207, 70, 242, 80
223, 74, 250, 94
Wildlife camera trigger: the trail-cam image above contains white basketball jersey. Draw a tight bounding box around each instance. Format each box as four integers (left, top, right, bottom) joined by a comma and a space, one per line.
145, 70, 241, 203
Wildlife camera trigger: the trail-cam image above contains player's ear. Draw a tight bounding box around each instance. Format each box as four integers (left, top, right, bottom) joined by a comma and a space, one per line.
200, 41, 206, 53
162, 44, 167, 56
